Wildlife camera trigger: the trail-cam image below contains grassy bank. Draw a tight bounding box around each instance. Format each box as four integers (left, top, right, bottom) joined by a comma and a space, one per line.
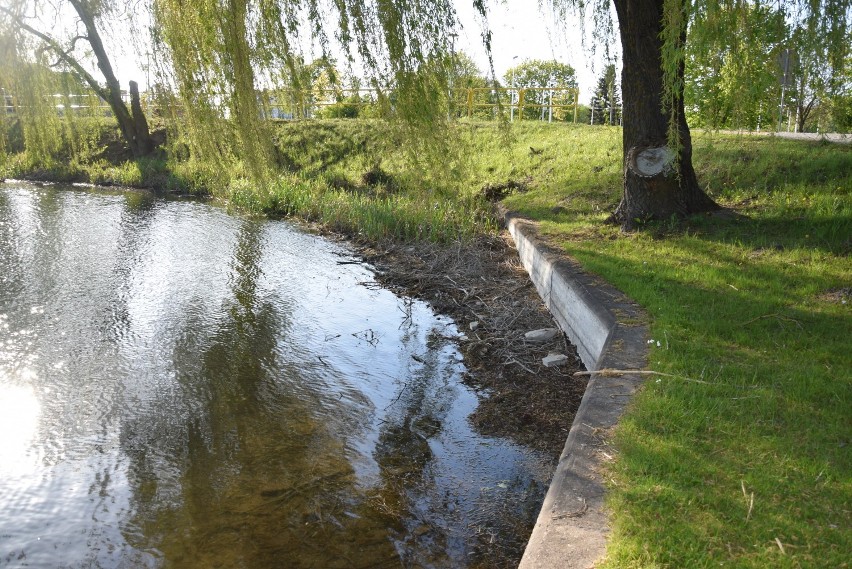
1, 118, 495, 241
4, 119, 850, 566
499, 126, 851, 567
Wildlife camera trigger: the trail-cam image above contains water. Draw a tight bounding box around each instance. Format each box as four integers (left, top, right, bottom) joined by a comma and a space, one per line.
0, 181, 552, 568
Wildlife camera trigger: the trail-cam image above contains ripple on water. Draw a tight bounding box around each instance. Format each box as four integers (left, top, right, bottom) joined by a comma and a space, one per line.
0, 182, 551, 568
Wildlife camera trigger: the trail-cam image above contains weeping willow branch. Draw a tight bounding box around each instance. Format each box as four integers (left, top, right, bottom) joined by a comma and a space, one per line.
0, 5, 109, 102
1, 2, 154, 157
152, 0, 476, 187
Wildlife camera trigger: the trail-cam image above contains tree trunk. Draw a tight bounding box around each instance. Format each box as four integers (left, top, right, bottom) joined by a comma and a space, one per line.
611, 0, 719, 230
105, 82, 152, 158
129, 81, 153, 156
69, 0, 153, 158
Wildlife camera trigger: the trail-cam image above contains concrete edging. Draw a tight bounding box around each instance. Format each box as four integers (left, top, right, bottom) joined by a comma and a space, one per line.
503, 211, 649, 569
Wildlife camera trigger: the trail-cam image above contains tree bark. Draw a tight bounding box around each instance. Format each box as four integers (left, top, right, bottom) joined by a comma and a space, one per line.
69, 0, 153, 158
129, 81, 153, 155
611, 0, 719, 230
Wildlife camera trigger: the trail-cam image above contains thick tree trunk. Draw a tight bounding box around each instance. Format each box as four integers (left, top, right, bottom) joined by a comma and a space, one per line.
106, 82, 152, 158
129, 81, 153, 156
612, 0, 719, 229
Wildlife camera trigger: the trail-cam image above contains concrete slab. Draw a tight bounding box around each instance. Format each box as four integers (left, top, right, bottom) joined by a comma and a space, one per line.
503, 210, 649, 569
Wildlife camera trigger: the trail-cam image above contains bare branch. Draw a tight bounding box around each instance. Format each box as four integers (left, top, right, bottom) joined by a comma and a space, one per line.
68, 34, 89, 53
0, 4, 109, 102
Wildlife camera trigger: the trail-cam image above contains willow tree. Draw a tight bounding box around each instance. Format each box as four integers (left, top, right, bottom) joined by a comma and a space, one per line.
685, 3, 787, 130
0, 0, 154, 158
552, 0, 850, 228
152, 0, 483, 184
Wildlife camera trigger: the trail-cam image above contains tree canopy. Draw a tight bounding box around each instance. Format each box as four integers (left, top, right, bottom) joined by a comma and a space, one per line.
684, 0, 851, 132
502, 59, 577, 121
2, 0, 850, 224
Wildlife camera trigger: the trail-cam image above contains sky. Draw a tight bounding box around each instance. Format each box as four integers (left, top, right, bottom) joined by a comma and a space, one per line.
453, 1, 621, 103
85, 1, 622, 105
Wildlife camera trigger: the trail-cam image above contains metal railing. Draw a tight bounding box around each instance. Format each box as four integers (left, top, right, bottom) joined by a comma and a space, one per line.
588, 104, 623, 126
2, 91, 116, 116
263, 86, 580, 122
446, 86, 580, 122
2, 86, 582, 123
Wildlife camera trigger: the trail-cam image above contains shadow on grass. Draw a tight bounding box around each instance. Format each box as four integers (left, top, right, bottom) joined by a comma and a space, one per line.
272, 121, 383, 176
678, 208, 851, 256
694, 136, 852, 195
566, 238, 851, 566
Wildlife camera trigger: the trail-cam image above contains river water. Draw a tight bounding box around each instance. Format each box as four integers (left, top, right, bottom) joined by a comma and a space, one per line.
0, 181, 551, 568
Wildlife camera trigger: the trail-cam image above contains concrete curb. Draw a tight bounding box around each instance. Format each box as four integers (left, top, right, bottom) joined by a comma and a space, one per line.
502, 211, 649, 569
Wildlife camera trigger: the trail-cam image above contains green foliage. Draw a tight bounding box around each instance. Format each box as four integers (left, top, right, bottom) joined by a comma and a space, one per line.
590, 64, 621, 125
154, 0, 276, 184
226, 171, 493, 241
685, 2, 787, 130
448, 52, 484, 88
219, 119, 497, 240
683, 0, 851, 133
13, 63, 64, 163
446, 52, 495, 120
503, 59, 578, 120
314, 94, 366, 119
151, 0, 475, 187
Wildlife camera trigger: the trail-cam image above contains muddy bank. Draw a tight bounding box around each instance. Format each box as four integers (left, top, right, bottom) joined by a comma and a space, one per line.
356, 233, 587, 455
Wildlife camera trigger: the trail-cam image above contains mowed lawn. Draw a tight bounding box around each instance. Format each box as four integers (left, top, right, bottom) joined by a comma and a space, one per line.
490, 123, 851, 568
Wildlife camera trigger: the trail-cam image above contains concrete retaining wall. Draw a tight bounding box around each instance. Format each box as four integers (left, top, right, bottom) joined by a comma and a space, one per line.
504, 212, 649, 569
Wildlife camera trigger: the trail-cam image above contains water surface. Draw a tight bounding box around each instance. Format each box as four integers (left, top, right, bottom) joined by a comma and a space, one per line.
0, 182, 551, 568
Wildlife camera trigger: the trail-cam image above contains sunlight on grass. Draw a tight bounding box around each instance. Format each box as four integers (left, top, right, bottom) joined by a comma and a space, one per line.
502, 130, 850, 568
4, 118, 850, 566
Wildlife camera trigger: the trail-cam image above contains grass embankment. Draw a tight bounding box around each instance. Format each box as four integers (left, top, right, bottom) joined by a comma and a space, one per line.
4, 119, 849, 566
493, 125, 850, 568
1, 118, 494, 241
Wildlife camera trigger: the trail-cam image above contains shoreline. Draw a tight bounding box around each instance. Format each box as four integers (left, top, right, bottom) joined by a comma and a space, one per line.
2, 176, 589, 567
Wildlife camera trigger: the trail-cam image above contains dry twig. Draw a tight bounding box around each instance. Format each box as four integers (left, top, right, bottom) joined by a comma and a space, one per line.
573, 369, 711, 384
503, 358, 536, 375
740, 313, 803, 330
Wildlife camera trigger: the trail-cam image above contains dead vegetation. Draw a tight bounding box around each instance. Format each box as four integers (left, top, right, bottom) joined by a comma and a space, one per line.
357, 232, 587, 454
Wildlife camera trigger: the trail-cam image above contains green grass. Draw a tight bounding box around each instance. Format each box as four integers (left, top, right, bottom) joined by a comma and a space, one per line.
228, 119, 496, 240
4, 118, 850, 566
498, 125, 851, 568
1, 117, 496, 241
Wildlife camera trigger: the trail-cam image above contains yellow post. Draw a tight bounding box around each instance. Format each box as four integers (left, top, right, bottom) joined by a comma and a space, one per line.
518, 89, 525, 121
573, 90, 578, 124
467, 88, 473, 119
